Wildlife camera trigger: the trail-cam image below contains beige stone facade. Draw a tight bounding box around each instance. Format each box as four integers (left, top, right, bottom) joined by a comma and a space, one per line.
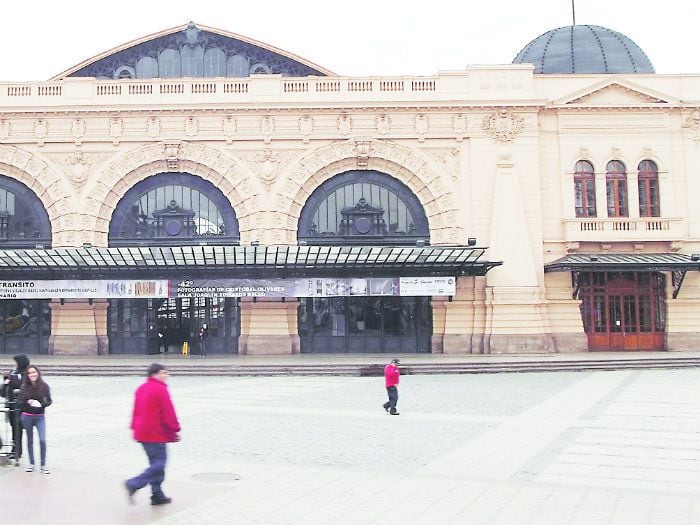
1, 32, 700, 355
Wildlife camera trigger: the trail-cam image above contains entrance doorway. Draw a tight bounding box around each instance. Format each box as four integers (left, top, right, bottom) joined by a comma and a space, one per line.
0, 300, 50, 355
579, 272, 666, 351
108, 297, 239, 354
299, 296, 432, 353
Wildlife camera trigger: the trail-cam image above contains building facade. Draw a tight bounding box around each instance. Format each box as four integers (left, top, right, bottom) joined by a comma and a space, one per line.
0, 22, 699, 356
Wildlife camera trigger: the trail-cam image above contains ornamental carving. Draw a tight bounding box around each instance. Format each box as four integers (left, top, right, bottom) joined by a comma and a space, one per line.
481, 108, 524, 143
452, 114, 468, 140
222, 116, 236, 144
414, 115, 429, 142
109, 118, 123, 146
353, 138, 373, 168
0, 120, 10, 140
65, 152, 92, 186
422, 148, 460, 184
239, 149, 294, 191
261, 116, 275, 144
72, 119, 86, 145
376, 115, 391, 135
34, 119, 48, 146
682, 110, 700, 131
147, 117, 161, 138
185, 117, 199, 137
337, 114, 352, 135
298, 116, 313, 143
162, 141, 186, 171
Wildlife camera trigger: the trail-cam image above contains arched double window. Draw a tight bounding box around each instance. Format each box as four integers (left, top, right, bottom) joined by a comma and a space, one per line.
606, 160, 628, 217
108, 173, 239, 246
0, 175, 51, 248
574, 160, 596, 217
298, 170, 429, 245
638, 160, 660, 217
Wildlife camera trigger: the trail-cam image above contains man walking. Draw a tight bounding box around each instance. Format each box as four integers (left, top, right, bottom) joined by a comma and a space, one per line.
1, 354, 30, 460
382, 358, 400, 415
124, 363, 180, 506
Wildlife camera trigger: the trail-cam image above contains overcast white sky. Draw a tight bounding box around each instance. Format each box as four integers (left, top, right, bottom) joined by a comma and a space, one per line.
2, 0, 698, 81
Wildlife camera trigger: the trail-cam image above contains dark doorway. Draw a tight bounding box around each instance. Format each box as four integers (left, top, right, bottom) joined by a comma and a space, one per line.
0, 300, 50, 355
108, 297, 239, 354
299, 296, 432, 353
579, 272, 666, 351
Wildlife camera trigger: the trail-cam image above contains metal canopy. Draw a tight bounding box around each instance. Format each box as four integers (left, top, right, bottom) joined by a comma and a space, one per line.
544, 253, 700, 273
0, 245, 502, 279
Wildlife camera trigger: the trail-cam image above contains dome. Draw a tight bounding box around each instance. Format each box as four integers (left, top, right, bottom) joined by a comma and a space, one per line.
513, 25, 654, 74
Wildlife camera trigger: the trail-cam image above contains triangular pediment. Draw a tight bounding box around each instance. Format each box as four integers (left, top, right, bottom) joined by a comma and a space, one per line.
555, 79, 678, 106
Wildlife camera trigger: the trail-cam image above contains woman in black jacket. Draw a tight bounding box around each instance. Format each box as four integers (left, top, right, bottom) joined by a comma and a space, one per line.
19, 365, 52, 473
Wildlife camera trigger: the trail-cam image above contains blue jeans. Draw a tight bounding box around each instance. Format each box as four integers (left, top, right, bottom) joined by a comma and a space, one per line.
20, 414, 46, 466
127, 442, 167, 497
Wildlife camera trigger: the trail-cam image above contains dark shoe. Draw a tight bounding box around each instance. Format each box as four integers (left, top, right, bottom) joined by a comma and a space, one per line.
390, 410, 400, 415
151, 495, 172, 506
124, 481, 137, 504
383, 404, 389, 413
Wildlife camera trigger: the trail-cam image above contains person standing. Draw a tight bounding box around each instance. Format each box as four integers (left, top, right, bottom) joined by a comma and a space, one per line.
198, 323, 208, 357
125, 363, 180, 506
18, 365, 52, 473
382, 358, 400, 415
1, 354, 30, 460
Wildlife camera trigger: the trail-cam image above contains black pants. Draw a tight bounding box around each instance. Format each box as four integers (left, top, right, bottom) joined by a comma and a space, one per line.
8, 410, 22, 458
383, 386, 398, 414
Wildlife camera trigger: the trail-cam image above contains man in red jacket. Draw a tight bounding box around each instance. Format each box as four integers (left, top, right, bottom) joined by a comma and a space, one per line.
382, 358, 400, 415
124, 363, 180, 506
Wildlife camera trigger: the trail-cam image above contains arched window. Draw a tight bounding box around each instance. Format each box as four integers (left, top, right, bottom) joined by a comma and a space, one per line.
227, 55, 249, 77
298, 170, 429, 245
0, 175, 51, 248
606, 160, 628, 217
574, 160, 596, 217
181, 44, 204, 77
114, 66, 135, 80
203, 48, 227, 77
158, 49, 181, 78
250, 62, 272, 75
136, 57, 158, 79
638, 160, 660, 217
108, 173, 239, 246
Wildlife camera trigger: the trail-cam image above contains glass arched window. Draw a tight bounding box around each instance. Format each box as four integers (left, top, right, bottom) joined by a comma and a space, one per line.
638, 160, 660, 217
181, 45, 204, 77
298, 170, 429, 245
0, 175, 51, 248
136, 57, 158, 79
158, 49, 181, 78
574, 160, 596, 218
203, 48, 227, 77
108, 173, 239, 246
606, 160, 628, 217
227, 55, 249, 77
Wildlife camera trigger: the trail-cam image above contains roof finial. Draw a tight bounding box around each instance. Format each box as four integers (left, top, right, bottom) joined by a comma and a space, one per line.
571, 0, 576, 25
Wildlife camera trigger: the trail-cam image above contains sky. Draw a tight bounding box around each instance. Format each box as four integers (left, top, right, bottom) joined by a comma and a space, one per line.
2, 0, 698, 81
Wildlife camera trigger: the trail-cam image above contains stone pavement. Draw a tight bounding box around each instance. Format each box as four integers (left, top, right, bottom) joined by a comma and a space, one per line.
1, 368, 699, 524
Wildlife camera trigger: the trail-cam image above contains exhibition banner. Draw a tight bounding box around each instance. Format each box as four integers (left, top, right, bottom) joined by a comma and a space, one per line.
0, 277, 455, 299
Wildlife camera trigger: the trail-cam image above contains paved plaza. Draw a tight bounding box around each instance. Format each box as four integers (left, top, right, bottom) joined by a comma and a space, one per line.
1, 367, 699, 524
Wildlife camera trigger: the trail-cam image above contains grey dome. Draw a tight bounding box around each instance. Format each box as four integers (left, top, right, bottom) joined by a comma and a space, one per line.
513, 25, 654, 74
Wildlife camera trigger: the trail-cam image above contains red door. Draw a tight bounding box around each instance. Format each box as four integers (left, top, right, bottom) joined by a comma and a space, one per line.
580, 272, 665, 351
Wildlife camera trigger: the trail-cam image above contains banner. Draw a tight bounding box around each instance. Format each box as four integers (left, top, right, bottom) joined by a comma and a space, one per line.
175, 277, 455, 298
0, 280, 169, 299
0, 277, 455, 299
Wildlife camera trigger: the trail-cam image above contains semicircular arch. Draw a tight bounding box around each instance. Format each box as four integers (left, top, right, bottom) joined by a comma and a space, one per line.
276, 140, 461, 245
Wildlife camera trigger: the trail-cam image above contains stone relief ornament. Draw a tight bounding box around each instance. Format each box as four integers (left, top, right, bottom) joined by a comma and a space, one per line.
376, 115, 391, 135
223, 116, 236, 144
337, 114, 352, 135
481, 108, 525, 143
256, 149, 280, 189
147, 117, 161, 138
298, 116, 314, 143
0, 120, 10, 140
65, 151, 91, 186
185, 117, 199, 137
261, 116, 275, 144
34, 119, 48, 146
682, 110, 700, 131
423, 148, 460, 184
414, 114, 429, 142
163, 141, 185, 171
72, 119, 86, 146
109, 117, 123, 146
353, 138, 373, 168
452, 114, 468, 141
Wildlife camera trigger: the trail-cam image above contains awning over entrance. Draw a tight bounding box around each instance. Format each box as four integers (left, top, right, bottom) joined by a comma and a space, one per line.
544, 253, 700, 273
0, 245, 502, 279
545, 252, 700, 299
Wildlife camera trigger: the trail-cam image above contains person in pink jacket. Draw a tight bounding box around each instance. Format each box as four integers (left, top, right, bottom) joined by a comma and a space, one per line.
382, 358, 401, 415
124, 363, 180, 506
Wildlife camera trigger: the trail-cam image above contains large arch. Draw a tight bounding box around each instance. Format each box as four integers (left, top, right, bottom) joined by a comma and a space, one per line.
272, 139, 462, 245
88, 143, 257, 246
